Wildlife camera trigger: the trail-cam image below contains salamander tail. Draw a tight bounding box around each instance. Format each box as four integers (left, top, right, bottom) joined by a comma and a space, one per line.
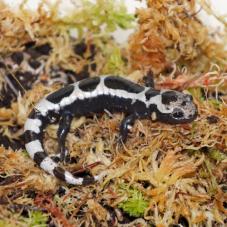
24, 110, 103, 185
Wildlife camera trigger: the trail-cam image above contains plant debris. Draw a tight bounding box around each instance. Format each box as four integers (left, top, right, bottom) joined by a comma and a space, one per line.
0, 0, 226, 226
129, 0, 227, 74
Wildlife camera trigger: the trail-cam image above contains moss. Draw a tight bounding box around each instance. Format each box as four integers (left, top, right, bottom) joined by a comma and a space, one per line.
208, 149, 226, 161
60, 0, 134, 35
118, 184, 149, 217
103, 45, 126, 74
0, 220, 14, 227
204, 159, 218, 195
22, 211, 48, 227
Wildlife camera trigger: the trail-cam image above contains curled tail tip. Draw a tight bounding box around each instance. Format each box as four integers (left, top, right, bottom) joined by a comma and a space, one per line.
24, 116, 106, 186
53, 165, 107, 186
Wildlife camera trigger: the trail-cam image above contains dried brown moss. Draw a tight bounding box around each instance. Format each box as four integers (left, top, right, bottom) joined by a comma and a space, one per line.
129, 0, 227, 74
0, 0, 226, 226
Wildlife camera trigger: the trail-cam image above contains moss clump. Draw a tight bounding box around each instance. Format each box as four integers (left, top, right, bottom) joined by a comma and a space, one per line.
118, 185, 149, 217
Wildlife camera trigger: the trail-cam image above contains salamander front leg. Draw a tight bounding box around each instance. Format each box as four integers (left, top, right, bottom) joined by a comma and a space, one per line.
57, 111, 73, 162
119, 114, 136, 143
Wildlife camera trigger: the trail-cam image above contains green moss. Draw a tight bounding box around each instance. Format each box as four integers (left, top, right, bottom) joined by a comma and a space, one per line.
199, 168, 209, 178
103, 45, 125, 74
186, 149, 197, 156
0, 211, 48, 227
0, 220, 14, 227
204, 159, 218, 195
207, 99, 221, 109
188, 88, 204, 101
23, 211, 48, 227
59, 0, 134, 36
188, 88, 221, 109
208, 149, 225, 161
58, 0, 134, 74
190, 121, 197, 138
118, 184, 149, 217
22, 150, 30, 158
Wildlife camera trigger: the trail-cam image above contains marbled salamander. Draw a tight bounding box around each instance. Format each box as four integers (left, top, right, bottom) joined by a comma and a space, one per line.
24, 75, 197, 185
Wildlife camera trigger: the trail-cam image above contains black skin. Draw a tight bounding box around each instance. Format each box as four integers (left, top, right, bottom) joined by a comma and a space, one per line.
54, 73, 197, 162
119, 71, 154, 143
57, 111, 73, 162
56, 73, 155, 162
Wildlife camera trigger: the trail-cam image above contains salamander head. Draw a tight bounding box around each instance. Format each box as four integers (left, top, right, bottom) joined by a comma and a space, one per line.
149, 90, 198, 124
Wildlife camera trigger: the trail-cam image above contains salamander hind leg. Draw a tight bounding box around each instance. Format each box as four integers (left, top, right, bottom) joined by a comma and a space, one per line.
57, 111, 73, 162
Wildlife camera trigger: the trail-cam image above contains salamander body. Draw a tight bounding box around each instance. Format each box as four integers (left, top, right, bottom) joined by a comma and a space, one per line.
24, 75, 197, 185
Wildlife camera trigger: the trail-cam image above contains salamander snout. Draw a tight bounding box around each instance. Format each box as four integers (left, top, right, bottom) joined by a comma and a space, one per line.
158, 90, 198, 124
170, 93, 197, 123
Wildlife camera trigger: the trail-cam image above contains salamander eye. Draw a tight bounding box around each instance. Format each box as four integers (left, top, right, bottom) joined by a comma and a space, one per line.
186, 95, 193, 102
182, 101, 187, 106
172, 110, 184, 119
